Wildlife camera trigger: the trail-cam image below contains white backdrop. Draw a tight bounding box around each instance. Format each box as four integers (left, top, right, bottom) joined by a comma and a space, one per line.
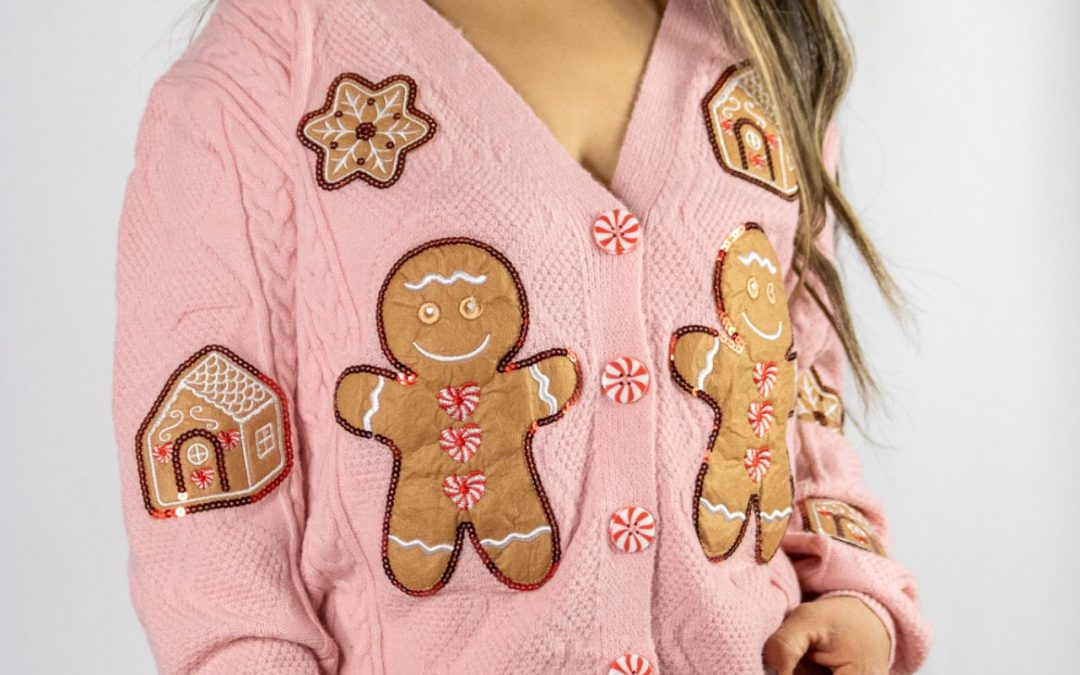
1, 1, 1076, 673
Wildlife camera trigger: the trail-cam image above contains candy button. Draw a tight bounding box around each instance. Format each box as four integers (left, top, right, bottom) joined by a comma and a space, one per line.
609, 506, 656, 553
601, 357, 650, 404
609, 653, 655, 675
592, 208, 641, 255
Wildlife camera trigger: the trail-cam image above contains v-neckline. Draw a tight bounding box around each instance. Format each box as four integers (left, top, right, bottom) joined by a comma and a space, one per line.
397, 0, 689, 210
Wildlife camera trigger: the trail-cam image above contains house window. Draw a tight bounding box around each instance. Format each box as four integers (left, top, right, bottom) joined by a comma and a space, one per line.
255, 423, 276, 459
186, 442, 210, 466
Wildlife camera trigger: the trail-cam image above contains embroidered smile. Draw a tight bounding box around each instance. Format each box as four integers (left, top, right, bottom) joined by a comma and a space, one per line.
413, 334, 492, 362
741, 312, 783, 341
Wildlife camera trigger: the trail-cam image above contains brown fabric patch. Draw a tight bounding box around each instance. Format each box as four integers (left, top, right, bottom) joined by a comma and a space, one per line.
796, 366, 845, 429
802, 498, 887, 557
334, 238, 582, 596
298, 73, 436, 190
703, 62, 799, 200
136, 346, 292, 518
669, 224, 796, 563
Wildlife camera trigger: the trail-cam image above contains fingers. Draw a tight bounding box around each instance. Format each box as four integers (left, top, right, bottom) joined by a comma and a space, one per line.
763, 607, 817, 675
767, 597, 892, 675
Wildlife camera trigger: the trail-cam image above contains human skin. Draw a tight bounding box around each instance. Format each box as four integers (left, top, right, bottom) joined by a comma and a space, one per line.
423, 0, 891, 670
765, 596, 891, 674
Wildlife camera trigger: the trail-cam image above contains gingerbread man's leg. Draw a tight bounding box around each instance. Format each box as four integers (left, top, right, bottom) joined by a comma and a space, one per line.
696, 447, 757, 561
755, 446, 793, 562
460, 352, 577, 587
385, 455, 464, 594
467, 450, 557, 588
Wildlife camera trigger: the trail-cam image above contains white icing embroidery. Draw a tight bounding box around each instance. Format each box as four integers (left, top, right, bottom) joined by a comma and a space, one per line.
387, 535, 456, 554
696, 336, 721, 391
759, 506, 793, 522
186, 443, 211, 466
363, 376, 385, 432
187, 405, 221, 430
529, 364, 558, 416
699, 499, 790, 523
736, 251, 777, 274
182, 352, 274, 421
254, 422, 276, 460
403, 271, 488, 291
413, 334, 491, 363
157, 409, 184, 442
699, 498, 748, 521
741, 312, 783, 341
386, 526, 553, 556
479, 525, 553, 549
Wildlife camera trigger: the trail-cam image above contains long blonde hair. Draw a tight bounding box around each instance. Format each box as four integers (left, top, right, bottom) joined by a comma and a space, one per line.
724, 0, 899, 397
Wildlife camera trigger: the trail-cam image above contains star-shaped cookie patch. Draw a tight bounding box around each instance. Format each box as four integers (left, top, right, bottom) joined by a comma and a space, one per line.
298, 74, 437, 190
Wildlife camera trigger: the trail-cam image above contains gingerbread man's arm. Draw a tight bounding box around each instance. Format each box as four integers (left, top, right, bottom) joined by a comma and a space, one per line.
335, 365, 411, 439
505, 349, 582, 425
669, 326, 739, 406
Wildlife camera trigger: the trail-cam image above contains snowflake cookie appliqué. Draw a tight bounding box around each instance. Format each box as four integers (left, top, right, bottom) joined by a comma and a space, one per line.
703, 62, 799, 199
135, 346, 293, 519
298, 74, 437, 190
334, 238, 582, 596
669, 223, 797, 563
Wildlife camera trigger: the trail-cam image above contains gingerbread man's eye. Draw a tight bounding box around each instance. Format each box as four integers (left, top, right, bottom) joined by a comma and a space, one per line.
418, 302, 441, 324
766, 282, 776, 304
459, 296, 484, 320
746, 277, 759, 300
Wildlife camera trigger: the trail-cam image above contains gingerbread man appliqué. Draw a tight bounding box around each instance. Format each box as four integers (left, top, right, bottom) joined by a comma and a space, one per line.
669, 223, 796, 563
335, 238, 581, 595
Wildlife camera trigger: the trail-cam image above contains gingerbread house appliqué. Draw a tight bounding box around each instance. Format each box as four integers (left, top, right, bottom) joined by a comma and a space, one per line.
703, 63, 799, 200
137, 346, 292, 518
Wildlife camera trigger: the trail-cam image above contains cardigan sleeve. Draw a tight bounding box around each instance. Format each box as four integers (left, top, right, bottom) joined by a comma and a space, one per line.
113, 62, 336, 673
779, 126, 932, 674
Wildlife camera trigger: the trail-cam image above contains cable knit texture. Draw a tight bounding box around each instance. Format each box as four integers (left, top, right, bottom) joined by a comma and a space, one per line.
113, 0, 930, 672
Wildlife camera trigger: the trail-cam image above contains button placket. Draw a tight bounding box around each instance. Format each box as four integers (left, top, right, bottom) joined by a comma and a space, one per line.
588, 202, 658, 671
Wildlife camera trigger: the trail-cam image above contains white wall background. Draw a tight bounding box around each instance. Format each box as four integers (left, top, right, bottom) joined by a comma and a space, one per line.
0, 1, 1076, 672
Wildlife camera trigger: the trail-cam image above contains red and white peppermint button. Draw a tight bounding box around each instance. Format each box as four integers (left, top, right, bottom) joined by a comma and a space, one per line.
601, 357, 651, 404
609, 653, 655, 675
592, 208, 642, 255
609, 506, 656, 553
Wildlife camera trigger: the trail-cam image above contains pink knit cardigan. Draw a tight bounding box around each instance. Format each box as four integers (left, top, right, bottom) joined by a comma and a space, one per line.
113, 0, 930, 672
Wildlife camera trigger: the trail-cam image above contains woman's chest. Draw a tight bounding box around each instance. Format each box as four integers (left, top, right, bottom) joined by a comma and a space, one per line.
422, 0, 665, 188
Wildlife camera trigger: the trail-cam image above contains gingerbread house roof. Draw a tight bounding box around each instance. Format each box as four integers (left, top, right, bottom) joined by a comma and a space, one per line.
181, 351, 275, 422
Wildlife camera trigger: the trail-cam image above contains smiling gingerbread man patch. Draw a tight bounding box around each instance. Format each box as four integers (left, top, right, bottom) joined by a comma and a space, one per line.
335, 238, 582, 595
669, 223, 796, 563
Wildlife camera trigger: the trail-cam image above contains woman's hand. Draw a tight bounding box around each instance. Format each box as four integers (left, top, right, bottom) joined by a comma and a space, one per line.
763, 596, 891, 675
